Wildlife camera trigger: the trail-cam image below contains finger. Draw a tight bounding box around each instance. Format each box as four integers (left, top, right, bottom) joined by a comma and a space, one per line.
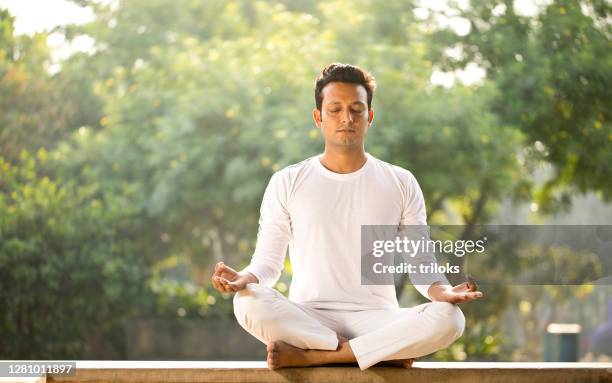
452, 291, 483, 304
456, 282, 471, 294
466, 275, 474, 289
465, 291, 483, 300
211, 276, 224, 292
222, 263, 238, 274
451, 282, 468, 293
213, 280, 225, 293
217, 280, 230, 293
218, 277, 235, 293
467, 275, 478, 292
214, 276, 232, 293
213, 262, 225, 277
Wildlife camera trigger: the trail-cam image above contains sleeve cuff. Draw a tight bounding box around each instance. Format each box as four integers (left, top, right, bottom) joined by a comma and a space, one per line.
414, 276, 451, 301
241, 264, 278, 287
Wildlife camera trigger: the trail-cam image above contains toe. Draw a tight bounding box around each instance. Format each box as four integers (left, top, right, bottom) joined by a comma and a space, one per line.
270, 356, 279, 369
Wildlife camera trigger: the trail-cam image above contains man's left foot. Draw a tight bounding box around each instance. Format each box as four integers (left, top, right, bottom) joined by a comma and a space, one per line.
375, 358, 415, 368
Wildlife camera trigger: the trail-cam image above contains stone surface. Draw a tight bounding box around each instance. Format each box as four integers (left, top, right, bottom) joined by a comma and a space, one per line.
0, 378, 45, 383
43, 361, 612, 383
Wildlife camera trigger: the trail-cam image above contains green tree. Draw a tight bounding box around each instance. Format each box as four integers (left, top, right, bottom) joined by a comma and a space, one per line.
429, 0, 612, 208
0, 149, 147, 358
0, 9, 82, 161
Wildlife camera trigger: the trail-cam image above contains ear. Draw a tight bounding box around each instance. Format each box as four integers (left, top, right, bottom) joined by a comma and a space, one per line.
368, 108, 374, 126
312, 108, 322, 129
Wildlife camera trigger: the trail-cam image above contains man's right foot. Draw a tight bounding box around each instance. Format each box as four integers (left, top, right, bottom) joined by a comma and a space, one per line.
266, 341, 314, 369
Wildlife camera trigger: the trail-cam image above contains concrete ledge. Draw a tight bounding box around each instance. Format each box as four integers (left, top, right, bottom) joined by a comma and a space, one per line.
0, 378, 45, 383
42, 361, 612, 383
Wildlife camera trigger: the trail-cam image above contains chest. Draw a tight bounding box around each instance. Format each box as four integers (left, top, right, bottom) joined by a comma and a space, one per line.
288, 176, 404, 228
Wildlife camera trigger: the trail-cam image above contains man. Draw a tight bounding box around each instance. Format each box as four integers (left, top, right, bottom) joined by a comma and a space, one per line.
211, 63, 483, 370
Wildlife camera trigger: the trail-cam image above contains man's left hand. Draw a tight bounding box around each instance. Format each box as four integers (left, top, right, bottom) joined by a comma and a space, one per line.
428, 276, 483, 304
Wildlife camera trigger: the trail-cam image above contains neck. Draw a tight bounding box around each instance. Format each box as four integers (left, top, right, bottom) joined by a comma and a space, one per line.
320, 146, 367, 174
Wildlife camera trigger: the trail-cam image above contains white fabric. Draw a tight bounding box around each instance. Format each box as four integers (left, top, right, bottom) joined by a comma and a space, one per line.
242, 152, 450, 309
234, 283, 465, 370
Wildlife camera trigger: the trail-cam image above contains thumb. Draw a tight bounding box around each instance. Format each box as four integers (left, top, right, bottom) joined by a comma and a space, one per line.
227, 280, 244, 291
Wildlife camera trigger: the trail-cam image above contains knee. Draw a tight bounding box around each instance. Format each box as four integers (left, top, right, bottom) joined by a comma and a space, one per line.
233, 284, 277, 328
427, 302, 465, 340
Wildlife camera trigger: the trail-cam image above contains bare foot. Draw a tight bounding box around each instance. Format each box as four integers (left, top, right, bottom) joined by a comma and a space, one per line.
375, 358, 414, 368
267, 341, 313, 369
266, 336, 358, 369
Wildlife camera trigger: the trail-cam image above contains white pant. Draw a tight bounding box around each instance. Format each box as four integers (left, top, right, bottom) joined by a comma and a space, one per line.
233, 283, 465, 370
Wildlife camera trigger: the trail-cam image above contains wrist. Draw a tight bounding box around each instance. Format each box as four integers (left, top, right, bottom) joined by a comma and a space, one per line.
428, 282, 452, 301
239, 271, 259, 284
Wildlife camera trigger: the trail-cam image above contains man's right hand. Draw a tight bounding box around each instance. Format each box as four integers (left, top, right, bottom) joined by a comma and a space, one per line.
211, 261, 258, 293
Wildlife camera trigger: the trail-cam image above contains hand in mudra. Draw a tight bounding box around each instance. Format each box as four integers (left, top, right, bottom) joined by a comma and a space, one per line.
210, 261, 257, 293
433, 275, 483, 304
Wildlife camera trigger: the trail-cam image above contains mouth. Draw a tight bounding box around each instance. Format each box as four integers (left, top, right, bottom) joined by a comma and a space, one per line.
336, 129, 356, 133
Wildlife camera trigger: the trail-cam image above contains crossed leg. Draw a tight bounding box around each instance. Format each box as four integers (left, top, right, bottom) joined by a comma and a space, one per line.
233, 283, 461, 370
233, 283, 360, 368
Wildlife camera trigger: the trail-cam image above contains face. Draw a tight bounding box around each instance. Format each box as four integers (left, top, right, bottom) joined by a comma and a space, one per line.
313, 82, 374, 149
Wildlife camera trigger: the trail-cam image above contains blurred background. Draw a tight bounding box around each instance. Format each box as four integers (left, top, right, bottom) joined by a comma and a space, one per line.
0, 0, 610, 362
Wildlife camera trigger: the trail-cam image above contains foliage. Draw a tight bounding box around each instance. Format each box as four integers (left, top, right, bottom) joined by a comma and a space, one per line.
429, 0, 612, 209
0, 150, 147, 358
0, 10, 85, 161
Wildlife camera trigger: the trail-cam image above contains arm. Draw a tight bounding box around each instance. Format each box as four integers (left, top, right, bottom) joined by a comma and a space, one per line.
398, 171, 483, 303
399, 171, 451, 301
211, 172, 291, 293
240, 172, 292, 287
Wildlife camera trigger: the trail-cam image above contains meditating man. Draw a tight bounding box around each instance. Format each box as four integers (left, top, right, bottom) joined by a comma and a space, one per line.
211, 63, 483, 370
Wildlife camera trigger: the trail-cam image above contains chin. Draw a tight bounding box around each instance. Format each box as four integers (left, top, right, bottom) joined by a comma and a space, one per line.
337, 139, 360, 147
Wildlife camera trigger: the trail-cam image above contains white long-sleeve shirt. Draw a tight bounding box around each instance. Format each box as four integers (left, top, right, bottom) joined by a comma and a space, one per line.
242, 152, 449, 310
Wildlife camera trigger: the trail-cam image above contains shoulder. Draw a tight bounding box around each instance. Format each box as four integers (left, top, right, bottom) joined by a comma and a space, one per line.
275, 156, 312, 178
272, 156, 313, 181
266, 155, 316, 192
368, 154, 420, 187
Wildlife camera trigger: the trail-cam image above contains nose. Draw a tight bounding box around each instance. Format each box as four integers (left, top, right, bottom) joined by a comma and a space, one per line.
341, 109, 353, 124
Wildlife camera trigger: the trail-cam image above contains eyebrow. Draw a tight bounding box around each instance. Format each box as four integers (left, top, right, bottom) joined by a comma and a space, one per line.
327, 101, 366, 106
